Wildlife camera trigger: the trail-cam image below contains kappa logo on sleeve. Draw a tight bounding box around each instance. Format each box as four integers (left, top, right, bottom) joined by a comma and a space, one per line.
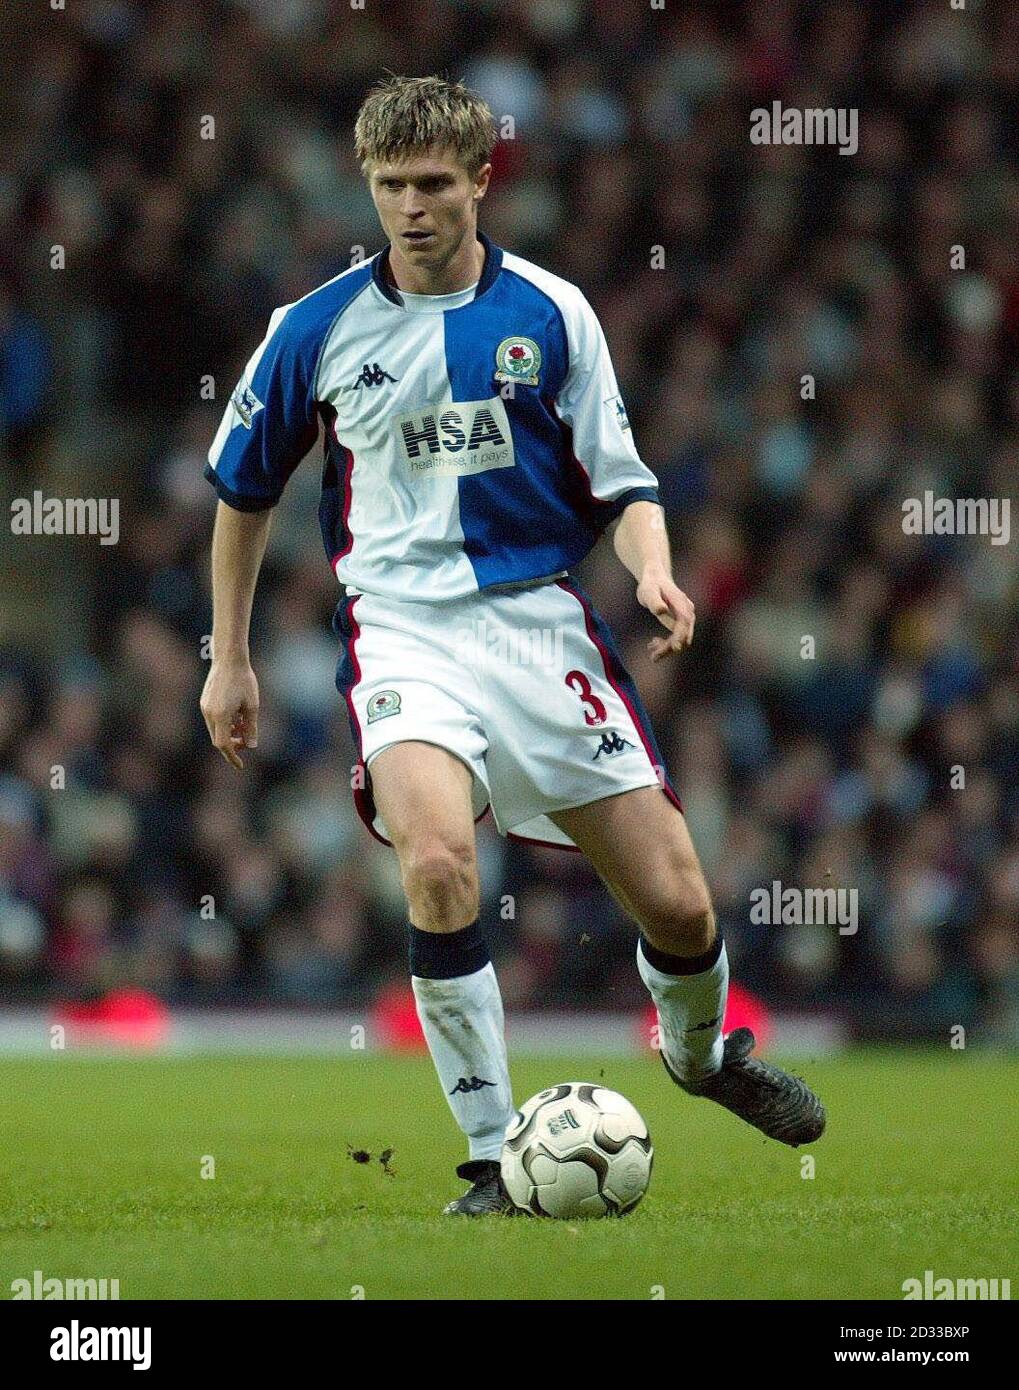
230, 379, 264, 429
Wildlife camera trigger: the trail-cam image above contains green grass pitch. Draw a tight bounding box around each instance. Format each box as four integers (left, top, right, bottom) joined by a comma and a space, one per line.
1, 1050, 1014, 1300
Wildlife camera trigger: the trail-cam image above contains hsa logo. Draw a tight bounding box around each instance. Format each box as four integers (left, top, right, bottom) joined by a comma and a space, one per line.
397, 397, 515, 477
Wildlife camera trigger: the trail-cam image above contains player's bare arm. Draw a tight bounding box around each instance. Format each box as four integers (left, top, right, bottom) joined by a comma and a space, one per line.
199, 501, 269, 769
613, 499, 695, 661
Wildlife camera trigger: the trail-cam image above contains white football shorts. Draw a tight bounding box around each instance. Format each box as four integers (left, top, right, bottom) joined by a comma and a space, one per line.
334, 576, 682, 850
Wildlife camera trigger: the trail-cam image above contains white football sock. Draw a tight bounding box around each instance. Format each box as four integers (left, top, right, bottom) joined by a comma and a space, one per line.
637, 938, 728, 1085
412, 962, 515, 1162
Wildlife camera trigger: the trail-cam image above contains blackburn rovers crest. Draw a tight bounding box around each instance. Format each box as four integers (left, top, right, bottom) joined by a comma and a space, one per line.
367, 690, 401, 723
494, 336, 542, 387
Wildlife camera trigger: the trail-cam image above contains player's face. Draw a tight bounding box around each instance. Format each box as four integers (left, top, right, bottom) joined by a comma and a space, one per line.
369, 147, 490, 275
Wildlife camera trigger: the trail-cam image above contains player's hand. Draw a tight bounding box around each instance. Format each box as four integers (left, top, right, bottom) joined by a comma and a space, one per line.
200, 658, 260, 769
636, 569, 695, 661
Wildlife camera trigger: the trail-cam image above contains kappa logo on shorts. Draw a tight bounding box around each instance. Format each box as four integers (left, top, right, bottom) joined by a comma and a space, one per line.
592, 730, 637, 760
367, 690, 402, 723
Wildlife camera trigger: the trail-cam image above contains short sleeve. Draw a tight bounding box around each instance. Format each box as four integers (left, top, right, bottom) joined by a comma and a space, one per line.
555, 291, 660, 524
205, 304, 320, 511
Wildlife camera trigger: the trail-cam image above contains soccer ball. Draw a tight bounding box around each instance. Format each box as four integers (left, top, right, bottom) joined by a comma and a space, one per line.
500, 1083, 653, 1218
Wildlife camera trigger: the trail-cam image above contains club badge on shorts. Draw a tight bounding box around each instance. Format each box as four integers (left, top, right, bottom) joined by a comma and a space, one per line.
494, 336, 542, 387
367, 690, 402, 723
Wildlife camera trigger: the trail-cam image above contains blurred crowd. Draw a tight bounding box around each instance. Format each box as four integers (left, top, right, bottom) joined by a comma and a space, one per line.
1, 0, 1017, 1042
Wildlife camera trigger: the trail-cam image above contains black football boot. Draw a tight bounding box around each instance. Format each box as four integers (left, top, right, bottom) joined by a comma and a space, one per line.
442, 1160, 514, 1215
663, 1027, 826, 1147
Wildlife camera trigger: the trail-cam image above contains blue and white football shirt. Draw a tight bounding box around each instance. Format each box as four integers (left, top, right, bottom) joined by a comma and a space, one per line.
206, 232, 660, 601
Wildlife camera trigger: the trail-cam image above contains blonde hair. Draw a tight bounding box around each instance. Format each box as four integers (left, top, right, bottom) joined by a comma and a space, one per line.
354, 73, 496, 178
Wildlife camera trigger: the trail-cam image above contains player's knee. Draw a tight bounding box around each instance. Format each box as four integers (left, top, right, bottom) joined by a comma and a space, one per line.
401, 838, 479, 926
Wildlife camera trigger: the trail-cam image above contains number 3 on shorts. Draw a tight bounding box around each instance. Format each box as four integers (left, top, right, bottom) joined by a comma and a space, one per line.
565, 669, 608, 726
